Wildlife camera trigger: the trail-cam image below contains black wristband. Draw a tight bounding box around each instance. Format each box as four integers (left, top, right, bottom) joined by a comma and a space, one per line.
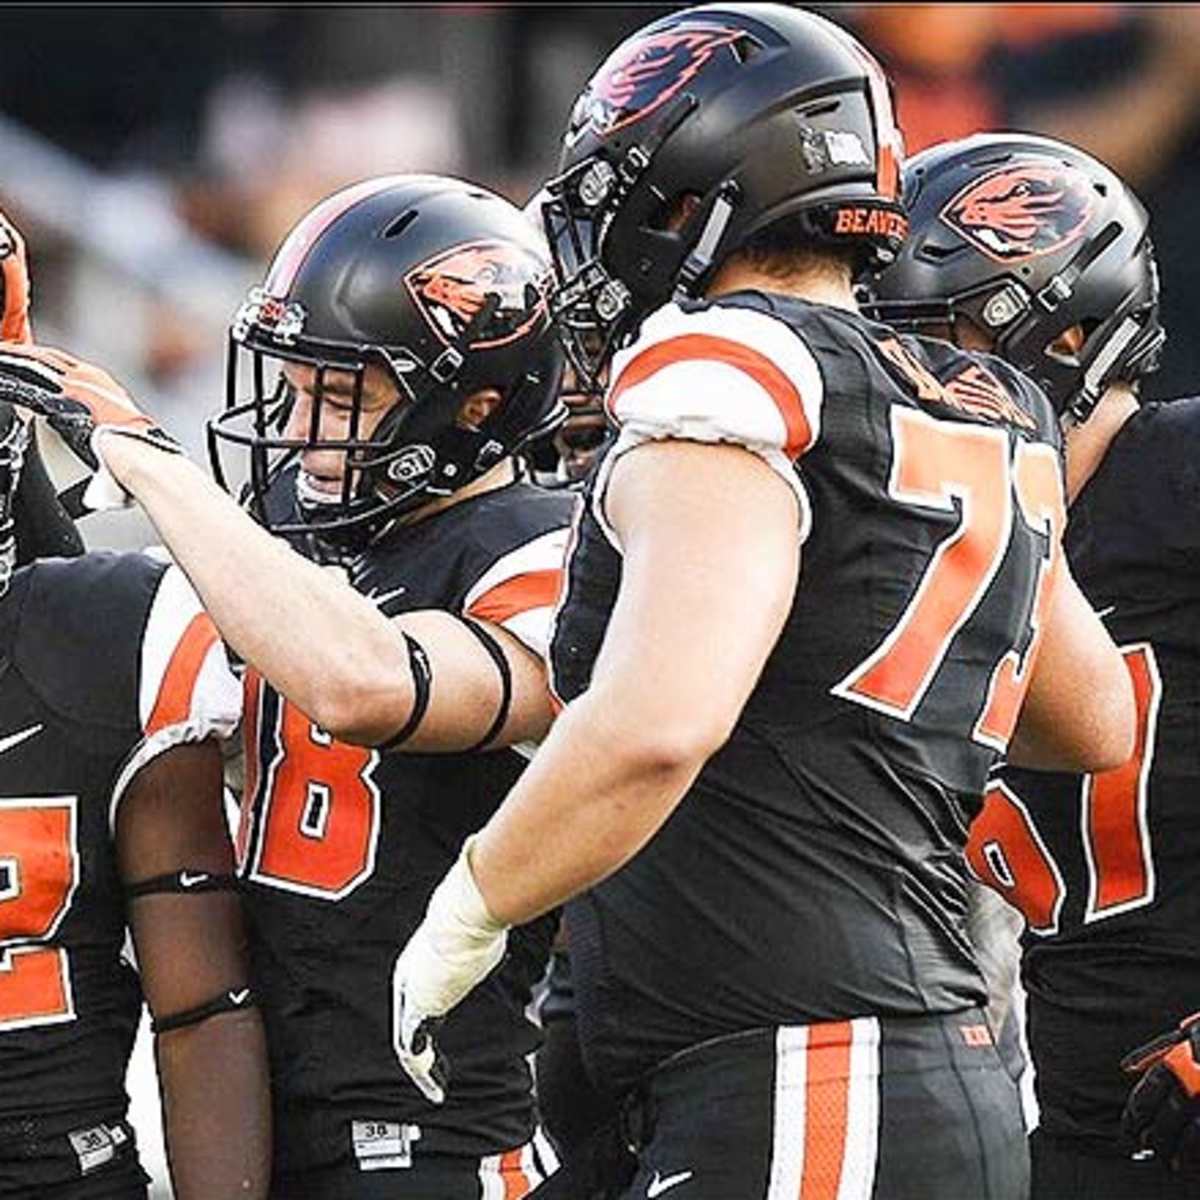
376, 632, 433, 751
152, 985, 257, 1034
459, 615, 513, 752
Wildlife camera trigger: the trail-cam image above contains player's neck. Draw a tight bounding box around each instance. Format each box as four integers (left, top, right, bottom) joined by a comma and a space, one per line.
1063, 383, 1139, 505
705, 255, 857, 312
402, 458, 518, 525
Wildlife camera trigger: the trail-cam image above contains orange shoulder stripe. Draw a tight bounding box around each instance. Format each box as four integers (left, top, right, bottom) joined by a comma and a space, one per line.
145, 613, 219, 736
466, 569, 562, 625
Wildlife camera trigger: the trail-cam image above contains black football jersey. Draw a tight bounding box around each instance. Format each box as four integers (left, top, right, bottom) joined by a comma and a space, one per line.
969, 397, 1200, 1148
549, 292, 1066, 1096
0, 552, 239, 1195
235, 478, 573, 1175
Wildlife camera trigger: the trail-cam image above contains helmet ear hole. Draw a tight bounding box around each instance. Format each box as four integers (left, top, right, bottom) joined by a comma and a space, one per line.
1047, 323, 1087, 362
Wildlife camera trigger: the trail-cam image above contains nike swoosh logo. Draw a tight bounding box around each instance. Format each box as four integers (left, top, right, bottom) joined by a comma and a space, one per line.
367, 585, 408, 608
228, 989, 251, 1006
0, 724, 44, 755
178, 871, 209, 888
647, 1171, 693, 1198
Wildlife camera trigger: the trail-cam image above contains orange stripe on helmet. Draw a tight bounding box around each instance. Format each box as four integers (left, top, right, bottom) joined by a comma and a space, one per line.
820, 23, 904, 201
264, 177, 407, 298
609, 332, 814, 460
146, 613, 219, 736
800, 1020, 853, 1200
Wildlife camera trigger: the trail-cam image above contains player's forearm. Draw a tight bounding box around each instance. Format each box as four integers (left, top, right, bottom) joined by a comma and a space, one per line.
157, 1011, 271, 1200
470, 681, 711, 925
104, 439, 414, 736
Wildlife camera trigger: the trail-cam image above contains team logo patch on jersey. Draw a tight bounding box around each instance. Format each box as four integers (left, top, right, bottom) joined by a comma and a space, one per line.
404, 239, 549, 349
572, 25, 744, 139
940, 163, 1095, 263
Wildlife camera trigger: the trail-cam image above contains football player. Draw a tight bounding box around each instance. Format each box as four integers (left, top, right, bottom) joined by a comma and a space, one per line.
0, 176, 574, 1197
867, 132, 1200, 1199
0, 401, 270, 1199
0, 210, 268, 1200
380, 6, 1136, 1200
208, 175, 571, 1198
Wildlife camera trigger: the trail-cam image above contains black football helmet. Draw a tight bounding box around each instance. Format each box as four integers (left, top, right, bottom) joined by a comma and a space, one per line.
863, 133, 1165, 425
539, 2, 907, 383
209, 174, 565, 544
0, 401, 28, 597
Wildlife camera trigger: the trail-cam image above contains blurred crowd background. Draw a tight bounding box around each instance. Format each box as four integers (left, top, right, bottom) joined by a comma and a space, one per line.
2, 1, 1199, 549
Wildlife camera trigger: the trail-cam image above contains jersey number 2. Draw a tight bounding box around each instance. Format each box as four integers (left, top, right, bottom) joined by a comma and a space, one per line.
0, 798, 78, 1031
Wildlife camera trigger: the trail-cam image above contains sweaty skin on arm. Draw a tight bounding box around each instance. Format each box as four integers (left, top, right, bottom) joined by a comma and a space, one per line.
471, 438, 801, 926
1007, 560, 1135, 772
100, 439, 554, 750
117, 740, 270, 1200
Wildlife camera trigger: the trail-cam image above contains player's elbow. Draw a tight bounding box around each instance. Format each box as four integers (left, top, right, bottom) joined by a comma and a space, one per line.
614, 708, 735, 778
1024, 650, 1135, 773
307, 651, 412, 748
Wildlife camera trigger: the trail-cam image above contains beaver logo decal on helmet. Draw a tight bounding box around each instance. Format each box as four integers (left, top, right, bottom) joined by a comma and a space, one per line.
570, 25, 744, 142
940, 163, 1095, 263
404, 239, 550, 349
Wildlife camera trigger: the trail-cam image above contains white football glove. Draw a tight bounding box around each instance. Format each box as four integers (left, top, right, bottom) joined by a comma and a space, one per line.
392, 836, 509, 1104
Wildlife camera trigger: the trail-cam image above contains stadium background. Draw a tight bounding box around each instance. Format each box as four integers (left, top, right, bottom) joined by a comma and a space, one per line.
1, 4, 1198, 1196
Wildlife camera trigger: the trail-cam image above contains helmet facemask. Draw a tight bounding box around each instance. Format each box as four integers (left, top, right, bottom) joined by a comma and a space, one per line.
209, 201, 567, 554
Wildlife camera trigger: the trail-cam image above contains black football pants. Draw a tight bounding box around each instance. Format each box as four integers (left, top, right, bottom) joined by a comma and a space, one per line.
615, 1011, 1028, 1200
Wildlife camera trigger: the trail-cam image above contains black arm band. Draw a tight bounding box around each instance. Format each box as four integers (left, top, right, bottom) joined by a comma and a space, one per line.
125, 870, 240, 900
459, 615, 513, 752
376, 632, 433, 752
152, 986, 257, 1035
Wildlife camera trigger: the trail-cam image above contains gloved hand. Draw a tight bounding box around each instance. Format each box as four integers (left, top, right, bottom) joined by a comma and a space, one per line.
0, 344, 179, 508
1122, 1011, 1200, 1172
392, 836, 509, 1104
0, 210, 33, 344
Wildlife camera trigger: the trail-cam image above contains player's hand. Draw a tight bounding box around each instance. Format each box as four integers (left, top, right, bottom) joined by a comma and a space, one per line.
0, 344, 180, 508
1122, 1012, 1200, 1172
391, 836, 509, 1104
0, 210, 33, 345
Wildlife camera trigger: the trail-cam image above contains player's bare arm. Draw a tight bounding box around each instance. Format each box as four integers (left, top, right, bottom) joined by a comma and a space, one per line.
1007, 560, 1135, 771
390, 438, 799, 1102
117, 740, 270, 1200
470, 439, 799, 922
0, 345, 552, 750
